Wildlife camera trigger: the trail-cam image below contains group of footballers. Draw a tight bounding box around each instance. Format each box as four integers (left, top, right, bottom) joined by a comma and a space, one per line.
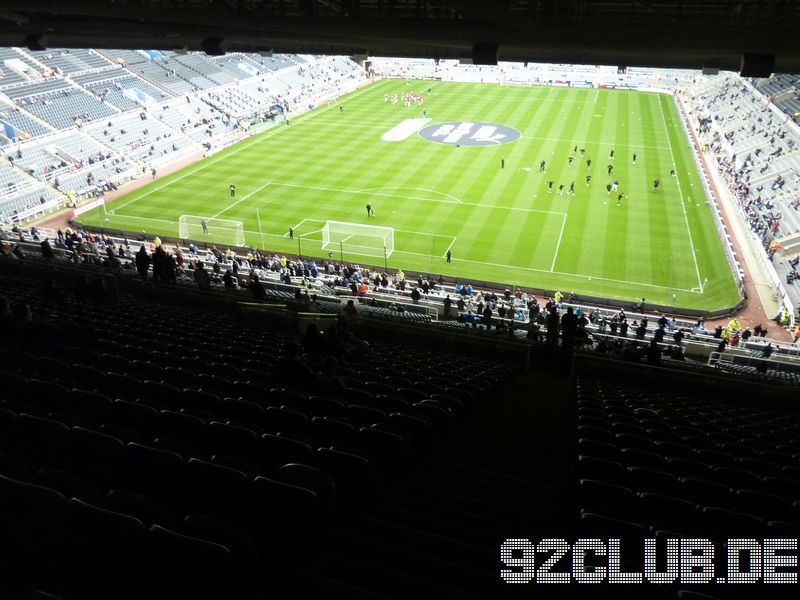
531, 145, 674, 207
384, 91, 425, 108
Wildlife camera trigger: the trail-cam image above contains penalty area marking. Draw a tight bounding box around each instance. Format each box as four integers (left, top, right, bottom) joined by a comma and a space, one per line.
287, 218, 317, 236
210, 181, 272, 219
442, 237, 457, 258
357, 186, 464, 204
550, 213, 568, 272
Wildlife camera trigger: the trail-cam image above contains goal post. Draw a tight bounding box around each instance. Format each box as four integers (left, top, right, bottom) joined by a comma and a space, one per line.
321, 220, 395, 258
178, 215, 245, 247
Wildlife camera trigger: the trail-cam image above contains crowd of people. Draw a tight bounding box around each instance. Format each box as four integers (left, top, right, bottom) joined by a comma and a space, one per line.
686, 77, 800, 263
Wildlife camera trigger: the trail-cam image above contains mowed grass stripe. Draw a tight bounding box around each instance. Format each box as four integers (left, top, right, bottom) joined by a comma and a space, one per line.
661, 94, 725, 291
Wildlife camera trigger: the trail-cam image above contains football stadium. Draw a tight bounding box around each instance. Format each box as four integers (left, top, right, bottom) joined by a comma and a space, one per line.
78, 78, 740, 310
2, 1, 800, 598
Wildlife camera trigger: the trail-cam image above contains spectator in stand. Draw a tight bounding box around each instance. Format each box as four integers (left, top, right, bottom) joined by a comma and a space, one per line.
545, 305, 559, 346
40, 239, 55, 260
482, 305, 493, 329
223, 269, 235, 289
194, 261, 210, 291
646, 339, 662, 366
249, 273, 265, 300
135, 245, 150, 280
561, 306, 578, 351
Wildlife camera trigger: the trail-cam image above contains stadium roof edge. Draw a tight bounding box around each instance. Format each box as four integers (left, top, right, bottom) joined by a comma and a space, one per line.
0, 0, 798, 73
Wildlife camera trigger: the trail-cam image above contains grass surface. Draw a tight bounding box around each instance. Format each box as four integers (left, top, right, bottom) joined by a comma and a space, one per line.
79, 79, 740, 310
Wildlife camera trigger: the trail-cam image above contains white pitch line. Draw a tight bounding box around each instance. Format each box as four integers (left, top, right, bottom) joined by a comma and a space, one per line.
107, 83, 378, 214
210, 181, 272, 219
442, 237, 457, 258
287, 218, 313, 235
102, 214, 178, 225
657, 94, 704, 293
396, 228, 455, 238
268, 181, 563, 215
297, 228, 323, 238
399, 252, 698, 293
550, 214, 568, 272
358, 186, 464, 204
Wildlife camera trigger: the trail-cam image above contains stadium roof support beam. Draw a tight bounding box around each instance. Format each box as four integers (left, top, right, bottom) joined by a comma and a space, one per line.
0, 0, 798, 72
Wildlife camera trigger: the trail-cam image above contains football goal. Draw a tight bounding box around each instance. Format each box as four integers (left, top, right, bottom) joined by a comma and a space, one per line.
321, 220, 395, 258
178, 215, 245, 247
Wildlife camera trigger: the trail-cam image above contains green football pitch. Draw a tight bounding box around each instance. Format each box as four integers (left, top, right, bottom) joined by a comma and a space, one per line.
79, 79, 741, 311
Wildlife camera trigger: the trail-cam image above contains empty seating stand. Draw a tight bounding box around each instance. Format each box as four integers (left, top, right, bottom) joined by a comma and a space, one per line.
0, 264, 522, 598
573, 376, 800, 548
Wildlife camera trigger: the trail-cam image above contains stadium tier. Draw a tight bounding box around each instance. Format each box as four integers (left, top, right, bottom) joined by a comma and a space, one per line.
28, 48, 114, 75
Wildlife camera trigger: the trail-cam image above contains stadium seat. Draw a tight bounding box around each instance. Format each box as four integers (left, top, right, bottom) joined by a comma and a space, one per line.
32, 468, 99, 503
316, 447, 376, 510
577, 479, 639, 520
733, 489, 792, 520
249, 476, 323, 546
275, 463, 337, 524
0, 475, 69, 591
141, 524, 241, 600
619, 447, 666, 470
110, 399, 159, 434
121, 443, 187, 510
16, 414, 71, 469
260, 433, 315, 469
103, 489, 176, 529
64, 498, 145, 598
637, 492, 699, 534
679, 477, 732, 507
699, 506, 763, 538
358, 425, 410, 474
180, 514, 262, 580
626, 467, 680, 495
577, 512, 646, 540
577, 456, 627, 485
158, 410, 209, 448
664, 457, 711, 478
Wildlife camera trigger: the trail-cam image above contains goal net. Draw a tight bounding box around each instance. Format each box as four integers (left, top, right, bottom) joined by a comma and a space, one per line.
321, 220, 395, 258
178, 215, 245, 247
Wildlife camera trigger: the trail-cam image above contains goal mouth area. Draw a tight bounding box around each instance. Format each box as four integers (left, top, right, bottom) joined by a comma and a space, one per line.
321, 220, 394, 258
178, 215, 245, 247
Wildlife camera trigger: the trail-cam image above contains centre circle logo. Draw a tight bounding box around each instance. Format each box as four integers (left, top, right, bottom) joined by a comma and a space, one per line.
419, 121, 521, 146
